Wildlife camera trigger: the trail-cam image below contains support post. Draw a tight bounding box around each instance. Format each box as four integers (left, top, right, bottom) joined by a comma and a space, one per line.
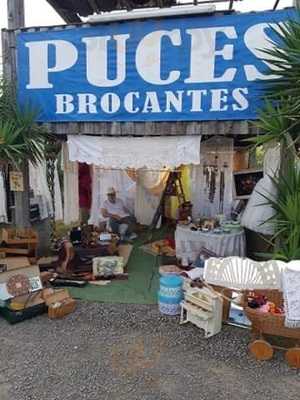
6, 0, 30, 228
7, 0, 25, 29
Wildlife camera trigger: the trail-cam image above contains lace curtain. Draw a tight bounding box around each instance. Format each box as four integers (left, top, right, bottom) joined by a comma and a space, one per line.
190, 137, 234, 219
67, 135, 201, 169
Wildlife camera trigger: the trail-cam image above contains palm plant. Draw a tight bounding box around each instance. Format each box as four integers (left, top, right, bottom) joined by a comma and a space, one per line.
249, 10, 300, 261
248, 16, 300, 152
259, 161, 300, 261
0, 78, 54, 227
0, 78, 50, 168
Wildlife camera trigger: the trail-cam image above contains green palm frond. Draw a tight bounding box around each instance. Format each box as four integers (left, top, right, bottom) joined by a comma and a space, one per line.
0, 78, 53, 167
258, 162, 300, 260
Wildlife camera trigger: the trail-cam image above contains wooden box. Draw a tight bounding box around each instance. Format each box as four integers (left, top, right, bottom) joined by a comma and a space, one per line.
43, 289, 76, 319
48, 298, 76, 319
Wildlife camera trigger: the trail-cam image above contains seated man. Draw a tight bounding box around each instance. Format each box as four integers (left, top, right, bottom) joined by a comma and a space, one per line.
101, 187, 137, 240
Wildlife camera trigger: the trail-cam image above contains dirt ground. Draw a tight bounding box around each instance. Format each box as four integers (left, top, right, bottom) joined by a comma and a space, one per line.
0, 302, 299, 400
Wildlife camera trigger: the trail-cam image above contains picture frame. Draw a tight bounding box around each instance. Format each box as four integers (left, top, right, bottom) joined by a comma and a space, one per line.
233, 169, 263, 200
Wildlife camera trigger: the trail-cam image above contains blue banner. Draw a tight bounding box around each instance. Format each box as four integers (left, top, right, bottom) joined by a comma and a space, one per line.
17, 8, 295, 122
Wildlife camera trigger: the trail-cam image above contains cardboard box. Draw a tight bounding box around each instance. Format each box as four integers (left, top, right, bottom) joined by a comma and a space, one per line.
0, 257, 31, 273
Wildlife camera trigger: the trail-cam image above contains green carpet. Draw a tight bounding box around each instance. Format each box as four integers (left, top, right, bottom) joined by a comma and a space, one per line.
69, 229, 169, 304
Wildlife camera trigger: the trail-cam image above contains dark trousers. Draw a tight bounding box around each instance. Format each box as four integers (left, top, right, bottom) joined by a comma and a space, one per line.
109, 216, 136, 236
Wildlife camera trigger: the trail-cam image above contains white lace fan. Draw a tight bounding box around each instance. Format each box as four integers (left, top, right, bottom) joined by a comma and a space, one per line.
204, 257, 285, 290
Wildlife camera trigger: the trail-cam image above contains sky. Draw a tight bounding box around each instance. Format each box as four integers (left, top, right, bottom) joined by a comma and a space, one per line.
0, 0, 294, 64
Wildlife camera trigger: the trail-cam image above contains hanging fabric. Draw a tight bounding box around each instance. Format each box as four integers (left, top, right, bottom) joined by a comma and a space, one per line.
191, 137, 234, 219
88, 167, 169, 226
67, 135, 201, 169
241, 145, 280, 235
135, 170, 169, 225
63, 143, 79, 225
88, 167, 136, 226
0, 170, 8, 223
29, 161, 63, 221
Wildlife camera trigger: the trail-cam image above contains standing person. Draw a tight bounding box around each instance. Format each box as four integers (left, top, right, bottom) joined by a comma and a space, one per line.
101, 187, 137, 240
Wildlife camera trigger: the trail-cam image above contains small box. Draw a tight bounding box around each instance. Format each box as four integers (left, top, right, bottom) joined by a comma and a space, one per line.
43, 289, 76, 319
48, 298, 76, 319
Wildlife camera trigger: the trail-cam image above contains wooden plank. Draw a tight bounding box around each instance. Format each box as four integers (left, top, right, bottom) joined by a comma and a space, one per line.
7, 0, 25, 29
43, 120, 259, 136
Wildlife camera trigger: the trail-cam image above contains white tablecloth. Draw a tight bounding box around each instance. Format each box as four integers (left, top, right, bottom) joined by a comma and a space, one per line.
175, 225, 246, 262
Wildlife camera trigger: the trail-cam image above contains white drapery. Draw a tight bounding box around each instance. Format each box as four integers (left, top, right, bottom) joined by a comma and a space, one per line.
88, 168, 169, 226
67, 135, 201, 169
29, 161, 63, 221
135, 170, 169, 225
190, 137, 234, 219
68, 135, 201, 227
63, 143, 80, 225
0, 171, 8, 224
89, 168, 136, 226
241, 145, 280, 235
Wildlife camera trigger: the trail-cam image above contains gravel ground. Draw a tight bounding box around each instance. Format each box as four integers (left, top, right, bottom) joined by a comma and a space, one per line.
0, 302, 299, 400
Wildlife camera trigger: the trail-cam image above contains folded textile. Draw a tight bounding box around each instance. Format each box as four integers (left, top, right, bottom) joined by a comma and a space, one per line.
282, 261, 300, 328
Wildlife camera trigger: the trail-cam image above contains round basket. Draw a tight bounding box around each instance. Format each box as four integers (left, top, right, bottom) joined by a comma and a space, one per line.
244, 290, 300, 340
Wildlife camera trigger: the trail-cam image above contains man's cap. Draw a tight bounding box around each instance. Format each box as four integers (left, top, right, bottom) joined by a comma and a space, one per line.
107, 187, 116, 195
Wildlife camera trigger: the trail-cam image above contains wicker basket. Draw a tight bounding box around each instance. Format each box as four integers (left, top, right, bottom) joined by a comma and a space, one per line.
244, 290, 300, 340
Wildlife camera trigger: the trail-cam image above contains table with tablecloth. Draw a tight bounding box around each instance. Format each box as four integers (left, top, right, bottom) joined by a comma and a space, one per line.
175, 225, 246, 262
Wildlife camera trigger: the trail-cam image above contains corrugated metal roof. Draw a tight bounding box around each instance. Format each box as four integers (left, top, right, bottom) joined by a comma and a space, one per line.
46, 0, 177, 23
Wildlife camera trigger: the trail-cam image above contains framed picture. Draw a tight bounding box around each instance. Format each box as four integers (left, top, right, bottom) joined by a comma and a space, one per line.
233, 169, 263, 200
9, 171, 24, 192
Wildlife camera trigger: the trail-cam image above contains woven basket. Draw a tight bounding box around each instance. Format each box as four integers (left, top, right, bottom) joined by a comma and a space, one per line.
244, 290, 300, 340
